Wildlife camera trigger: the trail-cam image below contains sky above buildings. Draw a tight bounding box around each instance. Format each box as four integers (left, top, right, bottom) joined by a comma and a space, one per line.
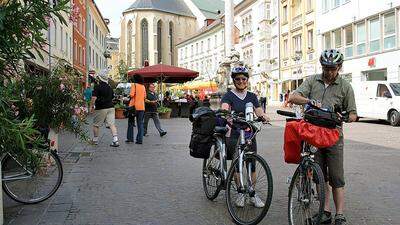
96, 0, 242, 38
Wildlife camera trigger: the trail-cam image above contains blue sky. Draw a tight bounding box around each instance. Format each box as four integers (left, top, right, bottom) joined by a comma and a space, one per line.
96, 0, 242, 38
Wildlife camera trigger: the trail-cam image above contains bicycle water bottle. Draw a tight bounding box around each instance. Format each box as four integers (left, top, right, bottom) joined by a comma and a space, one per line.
245, 102, 254, 121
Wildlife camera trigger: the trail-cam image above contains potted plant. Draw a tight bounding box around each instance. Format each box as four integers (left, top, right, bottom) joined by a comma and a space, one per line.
158, 106, 172, 119
114, 102, 126, 119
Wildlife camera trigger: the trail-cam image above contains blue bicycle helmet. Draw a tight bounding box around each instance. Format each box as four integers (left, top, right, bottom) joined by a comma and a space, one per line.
231, 66, 249, 79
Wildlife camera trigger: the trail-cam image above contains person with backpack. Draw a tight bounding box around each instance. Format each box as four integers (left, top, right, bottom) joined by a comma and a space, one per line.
288, 49, 357, 225
221, 66, 270, 208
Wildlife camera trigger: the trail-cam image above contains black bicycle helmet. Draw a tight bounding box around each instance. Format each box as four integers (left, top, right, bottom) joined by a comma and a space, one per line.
320, 49, 344, 68
230, 66, 249, 79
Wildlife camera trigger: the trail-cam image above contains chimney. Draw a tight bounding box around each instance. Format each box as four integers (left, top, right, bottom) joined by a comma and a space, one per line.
204, 19, 215, 27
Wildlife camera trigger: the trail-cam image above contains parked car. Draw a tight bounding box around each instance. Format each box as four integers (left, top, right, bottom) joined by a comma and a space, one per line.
351, 81, 400, 126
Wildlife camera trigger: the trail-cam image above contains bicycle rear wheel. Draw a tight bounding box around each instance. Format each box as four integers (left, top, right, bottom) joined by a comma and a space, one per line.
2, 150, 63, 204
202, 144, 222, 200
288, 162, 325, 225
226, 153, 273, 225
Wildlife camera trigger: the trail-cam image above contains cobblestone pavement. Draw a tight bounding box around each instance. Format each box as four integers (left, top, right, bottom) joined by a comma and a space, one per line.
3, 106, 400, 225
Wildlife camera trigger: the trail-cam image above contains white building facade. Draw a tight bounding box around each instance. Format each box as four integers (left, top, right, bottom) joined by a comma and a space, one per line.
177, 19, 226, 82
234, 0, 273, 99
269, 0, 281, 105
317, 0, 400, 83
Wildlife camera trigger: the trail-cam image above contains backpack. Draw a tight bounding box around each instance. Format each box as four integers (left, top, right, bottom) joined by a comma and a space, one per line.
189, 107, 216, 158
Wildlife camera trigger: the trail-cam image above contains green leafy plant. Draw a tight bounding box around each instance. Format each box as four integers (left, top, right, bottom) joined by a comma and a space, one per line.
157, 106, 172, 113
118, 60, 128, 82
114, 102, 125, 109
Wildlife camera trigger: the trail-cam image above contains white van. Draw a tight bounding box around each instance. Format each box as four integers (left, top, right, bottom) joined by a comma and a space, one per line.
351, 81, 400, 126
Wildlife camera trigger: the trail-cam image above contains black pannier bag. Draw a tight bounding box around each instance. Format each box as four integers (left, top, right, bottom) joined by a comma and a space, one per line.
189, 107, 216, 158
304, 107, 341, 129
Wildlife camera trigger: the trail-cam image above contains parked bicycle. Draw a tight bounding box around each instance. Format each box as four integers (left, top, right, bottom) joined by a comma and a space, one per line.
2, 127, 63, 204
202, 109, 273, 225
277, 104, 348, 225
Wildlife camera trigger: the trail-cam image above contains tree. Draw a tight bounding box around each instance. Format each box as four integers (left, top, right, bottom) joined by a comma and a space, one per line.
118, 60, 128, 82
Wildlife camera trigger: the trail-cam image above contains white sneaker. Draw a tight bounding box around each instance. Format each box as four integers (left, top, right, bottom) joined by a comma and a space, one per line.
235, 193, 245, 208
250, 194, 265, 208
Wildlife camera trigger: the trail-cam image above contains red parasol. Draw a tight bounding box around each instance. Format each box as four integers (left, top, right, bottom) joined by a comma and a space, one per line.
127, 64, 199, 83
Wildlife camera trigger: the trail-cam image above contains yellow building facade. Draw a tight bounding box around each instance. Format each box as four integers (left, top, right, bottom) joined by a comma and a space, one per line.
280, 0, 317, 92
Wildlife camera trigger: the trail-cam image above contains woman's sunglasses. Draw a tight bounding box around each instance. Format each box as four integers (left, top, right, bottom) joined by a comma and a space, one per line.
234, 77, 248, 82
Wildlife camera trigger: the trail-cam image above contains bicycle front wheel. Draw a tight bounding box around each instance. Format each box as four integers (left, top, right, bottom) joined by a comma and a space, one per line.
226, 153, 273, 225
202, 144, 222, 200
2, 150, 63, 204
288, 162, 325, 225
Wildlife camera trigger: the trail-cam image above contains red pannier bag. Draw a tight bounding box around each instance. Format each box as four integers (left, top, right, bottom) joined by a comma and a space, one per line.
284, 120, 340, 164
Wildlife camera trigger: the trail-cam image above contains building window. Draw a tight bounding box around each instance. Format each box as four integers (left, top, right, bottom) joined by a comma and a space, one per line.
74, 42, 77, 61
157, 20, 162, 63
184, 47, 187, 59
293, 0, 301, 17
344, 25, 353, 57
283, 5, 288, 23
201, 41, 204, 53
307, 0, 312, 11
78, 45, 82, 65
266, 3, 271, 20
54, 22, 57, 48
89, 46, 92, 64
334, 29, 342, 48
266, 43, 271, 59
333, 0, 340, 8
356, 22, 366, 55
83, 47, 85, 66
324, 32, 331, 49
369, 18, 380, 53
283, 38, 288, 58
260, 43, 265, 59
293, 35, 302, 55
127, 21, 133, 66
307, 29, 313, 49
362, 68, 387, 81
384, 12, 395, 49
60, 27, 64, 51
141, 19, 149, 66
207, 38, 210, 51
196, 43, 199, 55
322, 0, 329, 12
191, 44, 194, 56
169, 22, 173, 65
214, 34, 218, 47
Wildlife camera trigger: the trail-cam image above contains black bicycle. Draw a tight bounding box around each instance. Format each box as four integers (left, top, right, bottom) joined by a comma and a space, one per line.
203, 109, 273, 225
277, 105, 348, 225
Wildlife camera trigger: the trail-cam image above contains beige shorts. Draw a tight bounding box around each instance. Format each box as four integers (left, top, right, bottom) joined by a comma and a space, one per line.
93, 108, 115, 127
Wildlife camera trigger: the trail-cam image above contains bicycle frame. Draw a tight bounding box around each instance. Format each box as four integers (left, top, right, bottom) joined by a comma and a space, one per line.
2, 152, 34, 182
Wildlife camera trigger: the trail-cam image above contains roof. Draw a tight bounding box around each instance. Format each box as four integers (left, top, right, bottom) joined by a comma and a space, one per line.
177, 18, 223, 46
191, 0, 224, 19
124, 0, 195, 18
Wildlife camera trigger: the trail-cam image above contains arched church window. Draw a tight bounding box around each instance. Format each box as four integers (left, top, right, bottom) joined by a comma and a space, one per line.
157, 20, 162, 63
141, 19, 149, 66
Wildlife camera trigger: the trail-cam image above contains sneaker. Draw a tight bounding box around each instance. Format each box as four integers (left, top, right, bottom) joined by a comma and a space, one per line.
91, 139, 99, 145
125, 140, 134, 143
160, 131, 167, 137
312, 211, 332, 224
250, 194, 265, 208
110, 141, 119, 147
135, 141, 143, 144
235, 193, 245, 208
334, 214, 347, 225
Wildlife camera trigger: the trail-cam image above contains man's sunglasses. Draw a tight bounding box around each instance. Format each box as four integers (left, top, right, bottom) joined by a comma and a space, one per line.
234, 77, 248, 82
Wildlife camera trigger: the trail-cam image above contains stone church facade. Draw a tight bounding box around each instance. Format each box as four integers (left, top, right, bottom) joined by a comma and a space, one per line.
120, 0, 224, 69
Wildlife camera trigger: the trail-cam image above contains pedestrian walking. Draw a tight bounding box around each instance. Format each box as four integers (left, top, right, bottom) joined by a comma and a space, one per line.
89, 69, 119, 147
144, 83, 167, 137
83, 83, 93, 113
127, 75, 146, 144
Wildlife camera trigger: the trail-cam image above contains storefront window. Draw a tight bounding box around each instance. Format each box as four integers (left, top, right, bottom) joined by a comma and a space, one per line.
362, 69, 387, 81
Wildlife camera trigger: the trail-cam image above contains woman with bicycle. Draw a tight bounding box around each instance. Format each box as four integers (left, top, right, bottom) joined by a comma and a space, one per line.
221, 66, 270, 208
288, 49, 357, 225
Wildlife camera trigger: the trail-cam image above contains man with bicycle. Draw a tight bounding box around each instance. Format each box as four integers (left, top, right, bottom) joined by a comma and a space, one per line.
288, 49, 357, 225
221, 66, 270, 208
